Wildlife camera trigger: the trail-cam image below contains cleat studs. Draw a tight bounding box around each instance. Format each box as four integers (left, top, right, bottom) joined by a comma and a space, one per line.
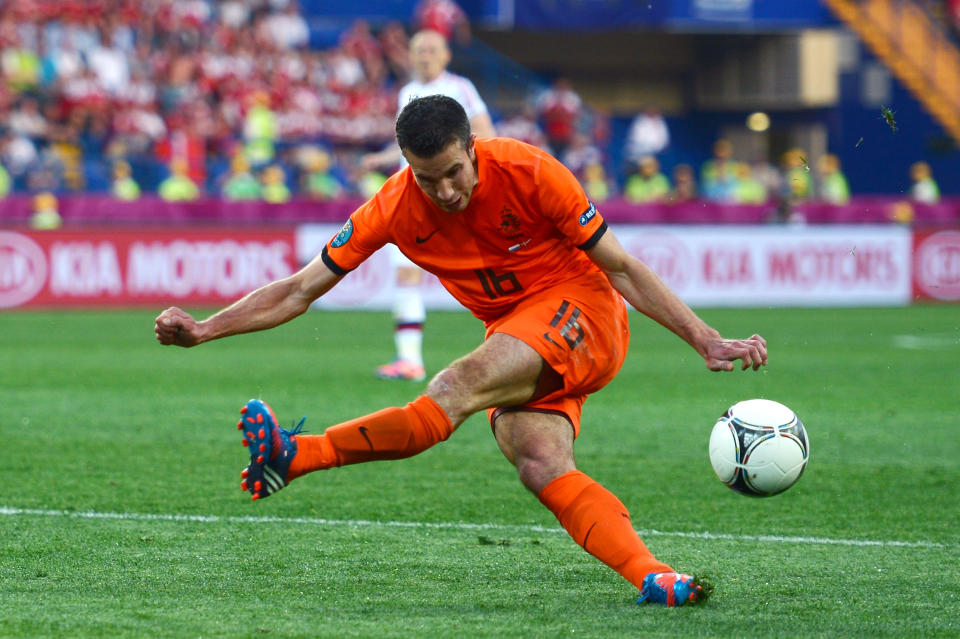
241, 439, 249, 447
258, 428, 265, 438
256, 455, 264, 463
246, 431, 255, 439
252, 493, 260, 501
257, 414, 264, 424
241, 480, 248, 491
259, 443, 266, 452
246, 416, 255, 424
240, 406, 248, 414
254, 481, 262, 491
237, 420, 243, 430
241, 468, 249, 478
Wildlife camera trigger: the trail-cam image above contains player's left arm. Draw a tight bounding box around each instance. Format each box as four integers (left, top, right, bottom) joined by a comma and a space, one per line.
586, 230, 767, 371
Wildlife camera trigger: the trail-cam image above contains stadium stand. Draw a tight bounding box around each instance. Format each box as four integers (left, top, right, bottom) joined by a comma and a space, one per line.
0, 0, 957, 226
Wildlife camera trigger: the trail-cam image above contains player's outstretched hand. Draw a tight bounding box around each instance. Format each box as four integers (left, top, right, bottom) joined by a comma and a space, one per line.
704, 334, 767, 372
154, 307, 202, 347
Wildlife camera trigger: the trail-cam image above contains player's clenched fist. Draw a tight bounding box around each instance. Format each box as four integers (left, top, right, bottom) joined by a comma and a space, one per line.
154, 307, 201, 347
704, 333, 767, 372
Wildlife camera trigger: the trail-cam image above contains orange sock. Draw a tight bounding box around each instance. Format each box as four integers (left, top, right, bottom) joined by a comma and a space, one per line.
538, 470, 673, 589
287, 395, 454, 479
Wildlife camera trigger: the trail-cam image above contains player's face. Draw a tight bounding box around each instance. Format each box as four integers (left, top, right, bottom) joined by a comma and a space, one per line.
410, 33, 450, 82
406, 138, 478, 213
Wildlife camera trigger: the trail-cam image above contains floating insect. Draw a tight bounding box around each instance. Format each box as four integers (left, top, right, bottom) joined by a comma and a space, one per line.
855, 137, 864, 147
880, 105, 898, 132
799, 155, 810, 172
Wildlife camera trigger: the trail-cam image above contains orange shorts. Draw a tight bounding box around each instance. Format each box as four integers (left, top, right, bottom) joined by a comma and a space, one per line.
484, 270, 630, 437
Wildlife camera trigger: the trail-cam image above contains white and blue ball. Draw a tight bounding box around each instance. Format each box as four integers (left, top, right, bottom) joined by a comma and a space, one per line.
709, 399, 809, 497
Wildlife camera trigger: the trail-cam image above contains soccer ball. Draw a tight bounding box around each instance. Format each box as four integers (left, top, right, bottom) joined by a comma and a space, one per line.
708, 399, 809, 497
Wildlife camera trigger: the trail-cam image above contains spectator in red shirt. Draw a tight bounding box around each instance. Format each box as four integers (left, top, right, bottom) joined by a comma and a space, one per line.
154, 115, 207, 187
379, 21, 411, 83
536, 77, 583, 159
340, 19, 387, 86
414, 0, 471, 45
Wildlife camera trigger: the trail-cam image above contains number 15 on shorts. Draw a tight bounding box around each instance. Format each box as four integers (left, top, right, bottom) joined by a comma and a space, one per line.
545, 301, 584, 350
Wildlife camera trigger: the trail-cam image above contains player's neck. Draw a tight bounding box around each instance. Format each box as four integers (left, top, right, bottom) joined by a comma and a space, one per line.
418, 69, 445, 84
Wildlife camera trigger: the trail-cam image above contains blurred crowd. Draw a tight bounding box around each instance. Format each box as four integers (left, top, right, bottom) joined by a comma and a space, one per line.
611, 133, 941, 226
0, 0, 946, 222
530, 96, 941, 221
0, 0, 408, 202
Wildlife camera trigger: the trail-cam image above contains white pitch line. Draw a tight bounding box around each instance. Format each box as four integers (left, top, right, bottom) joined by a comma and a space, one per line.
0, 506, 950, 550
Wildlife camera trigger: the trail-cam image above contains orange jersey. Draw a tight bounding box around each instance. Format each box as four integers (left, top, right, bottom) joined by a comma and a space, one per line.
323, 138, 609, 323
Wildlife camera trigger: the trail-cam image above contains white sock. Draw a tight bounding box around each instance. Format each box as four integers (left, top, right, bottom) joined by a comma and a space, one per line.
393, 287, 425, 365
395, 327, 423, 366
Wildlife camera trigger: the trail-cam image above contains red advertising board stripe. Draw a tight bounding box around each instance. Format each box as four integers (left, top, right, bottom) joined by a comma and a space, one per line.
3, 225, 953, 310
0, 229, 297, 309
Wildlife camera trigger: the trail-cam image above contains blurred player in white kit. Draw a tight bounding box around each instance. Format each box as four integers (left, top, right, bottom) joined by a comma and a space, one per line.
362, 28, 495, 381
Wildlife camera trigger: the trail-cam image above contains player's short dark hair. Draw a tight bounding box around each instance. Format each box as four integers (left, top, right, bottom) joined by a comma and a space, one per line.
396, 95, 471, 158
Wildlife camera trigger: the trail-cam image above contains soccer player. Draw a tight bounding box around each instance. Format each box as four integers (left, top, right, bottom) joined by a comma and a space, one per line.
155, 96, 767, 606
362, 28, 496, 382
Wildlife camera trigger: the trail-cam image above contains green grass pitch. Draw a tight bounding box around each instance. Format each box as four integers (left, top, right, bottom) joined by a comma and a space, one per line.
2, 305, 958, 638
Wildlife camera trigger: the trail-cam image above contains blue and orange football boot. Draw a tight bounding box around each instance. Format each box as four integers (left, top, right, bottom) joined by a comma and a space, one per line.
236, 399, 305, 501
636, 572, 711, 607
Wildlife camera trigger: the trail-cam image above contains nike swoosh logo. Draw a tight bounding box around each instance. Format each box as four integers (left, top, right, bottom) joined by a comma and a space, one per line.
358, 425, 374, 451
415, 228, 440, 243
582, 521, 598, 552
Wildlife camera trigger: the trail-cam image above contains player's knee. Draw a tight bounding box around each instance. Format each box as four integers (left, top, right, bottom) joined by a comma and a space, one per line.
512, 434, 575, 493
514, 452, 572, 494
425, 365, 484, 426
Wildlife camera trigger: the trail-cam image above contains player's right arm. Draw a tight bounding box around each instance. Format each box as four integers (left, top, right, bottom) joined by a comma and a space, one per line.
154, 254, 342, 347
